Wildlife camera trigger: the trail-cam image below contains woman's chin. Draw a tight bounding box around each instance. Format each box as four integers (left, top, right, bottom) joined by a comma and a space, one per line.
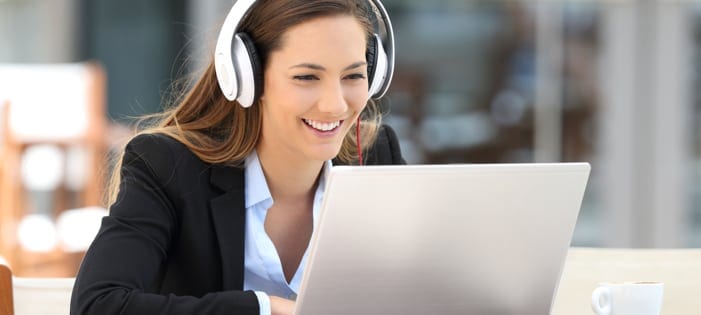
306, 144, 344, 162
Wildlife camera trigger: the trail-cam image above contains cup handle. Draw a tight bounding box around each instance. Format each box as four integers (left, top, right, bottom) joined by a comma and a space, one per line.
591, 286, 612, 315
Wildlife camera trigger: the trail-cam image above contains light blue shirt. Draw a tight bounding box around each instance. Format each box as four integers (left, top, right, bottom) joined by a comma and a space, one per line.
243, 151, 330, 315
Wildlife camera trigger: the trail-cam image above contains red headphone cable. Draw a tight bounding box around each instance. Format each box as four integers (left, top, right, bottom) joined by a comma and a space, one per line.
356, 116, 363, 166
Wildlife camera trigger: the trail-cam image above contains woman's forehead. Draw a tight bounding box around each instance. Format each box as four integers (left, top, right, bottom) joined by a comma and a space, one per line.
273, 15, 368, 67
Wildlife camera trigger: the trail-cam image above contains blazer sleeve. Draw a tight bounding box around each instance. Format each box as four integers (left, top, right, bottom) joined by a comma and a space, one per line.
363, 124, 407, 165
70, 134, 259, 315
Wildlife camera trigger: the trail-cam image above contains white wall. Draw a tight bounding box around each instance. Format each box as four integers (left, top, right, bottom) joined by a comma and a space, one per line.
0, 0, 78, 62
186, 0, 231, 71
598, 1, 693, 247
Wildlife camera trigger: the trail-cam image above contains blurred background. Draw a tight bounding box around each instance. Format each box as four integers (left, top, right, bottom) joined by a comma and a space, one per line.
0, 0, 700, 277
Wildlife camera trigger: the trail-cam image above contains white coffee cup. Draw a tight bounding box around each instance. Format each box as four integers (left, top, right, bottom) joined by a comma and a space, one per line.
591, 281, 664, 315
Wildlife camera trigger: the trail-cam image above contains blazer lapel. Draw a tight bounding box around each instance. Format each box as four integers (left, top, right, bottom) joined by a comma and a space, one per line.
209, 164, 247, 290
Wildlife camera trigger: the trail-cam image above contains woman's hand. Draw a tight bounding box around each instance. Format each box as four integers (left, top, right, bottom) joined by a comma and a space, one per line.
270, 296, 296, 315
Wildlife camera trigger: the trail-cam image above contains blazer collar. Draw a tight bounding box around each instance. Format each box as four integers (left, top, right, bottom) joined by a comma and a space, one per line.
209, 164, 247, 290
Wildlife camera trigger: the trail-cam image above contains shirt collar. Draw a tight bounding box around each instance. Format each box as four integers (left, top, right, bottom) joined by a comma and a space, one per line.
244, 150, 271, 209
244, 150, 333, 209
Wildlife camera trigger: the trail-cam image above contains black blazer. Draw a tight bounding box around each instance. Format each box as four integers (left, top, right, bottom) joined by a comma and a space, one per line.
71, 125, 405, 315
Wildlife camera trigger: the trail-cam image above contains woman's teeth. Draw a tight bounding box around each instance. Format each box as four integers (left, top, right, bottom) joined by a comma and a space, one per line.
303, 119, 341, 131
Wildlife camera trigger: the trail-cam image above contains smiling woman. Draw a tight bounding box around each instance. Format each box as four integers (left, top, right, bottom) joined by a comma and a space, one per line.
260, 15, 370, 165
70, 1, 404, 315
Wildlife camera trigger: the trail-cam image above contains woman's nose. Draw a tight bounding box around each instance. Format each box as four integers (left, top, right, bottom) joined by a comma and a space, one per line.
317, 82, 348, 114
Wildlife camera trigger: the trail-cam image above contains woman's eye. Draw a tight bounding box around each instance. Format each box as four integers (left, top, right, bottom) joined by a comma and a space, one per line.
344, 73, 366, 80
293, 75, 319, 81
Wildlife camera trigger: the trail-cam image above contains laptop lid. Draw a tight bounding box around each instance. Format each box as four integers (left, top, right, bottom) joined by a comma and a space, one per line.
294, 163, 590, 315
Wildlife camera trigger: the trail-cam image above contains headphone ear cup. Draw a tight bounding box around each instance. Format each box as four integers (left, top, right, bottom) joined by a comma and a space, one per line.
367, 34, 388, 98
366, 34, 379, 94
233, 33, 263, 108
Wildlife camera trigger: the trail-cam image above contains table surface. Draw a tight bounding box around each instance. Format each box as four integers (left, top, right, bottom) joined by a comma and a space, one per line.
550, 247, 701, 315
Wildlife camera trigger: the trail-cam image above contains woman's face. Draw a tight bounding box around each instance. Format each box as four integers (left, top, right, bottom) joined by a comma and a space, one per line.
258, 14, 369, 163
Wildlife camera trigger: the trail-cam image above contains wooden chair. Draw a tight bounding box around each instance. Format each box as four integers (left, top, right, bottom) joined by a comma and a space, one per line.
0, 62, 107, 277
552, 247, 701, 315
0, 262, 13, 315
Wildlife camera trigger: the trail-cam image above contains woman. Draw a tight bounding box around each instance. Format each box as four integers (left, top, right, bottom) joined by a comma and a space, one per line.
70, 0, 404, 314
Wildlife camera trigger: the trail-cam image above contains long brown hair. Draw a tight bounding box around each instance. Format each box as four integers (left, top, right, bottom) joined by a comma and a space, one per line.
106, 0, 384, 206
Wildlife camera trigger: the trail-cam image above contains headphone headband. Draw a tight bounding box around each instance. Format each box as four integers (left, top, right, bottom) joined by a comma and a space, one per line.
214, 0, 395, 107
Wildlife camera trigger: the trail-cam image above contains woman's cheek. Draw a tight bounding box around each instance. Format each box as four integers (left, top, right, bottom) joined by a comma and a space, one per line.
345, 86, 370, 111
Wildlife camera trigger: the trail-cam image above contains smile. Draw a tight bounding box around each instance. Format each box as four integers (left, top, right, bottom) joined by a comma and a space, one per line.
303, 119, 342, 132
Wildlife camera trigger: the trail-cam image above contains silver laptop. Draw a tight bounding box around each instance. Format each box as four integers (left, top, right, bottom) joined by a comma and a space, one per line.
294, 163, 590, 315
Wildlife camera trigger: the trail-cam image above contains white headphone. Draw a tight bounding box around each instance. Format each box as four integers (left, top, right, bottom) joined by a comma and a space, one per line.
214, 0, 395, 108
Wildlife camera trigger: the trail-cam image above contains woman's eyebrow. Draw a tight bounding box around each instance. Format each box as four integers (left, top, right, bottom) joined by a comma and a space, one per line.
289, 61, 367, 71
344, 61, 367, 70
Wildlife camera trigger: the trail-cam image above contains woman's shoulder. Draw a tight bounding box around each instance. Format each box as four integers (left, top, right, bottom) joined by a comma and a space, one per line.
126, 132, 193, 158
123, 132, 208, 175
364, 124, 406, 165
